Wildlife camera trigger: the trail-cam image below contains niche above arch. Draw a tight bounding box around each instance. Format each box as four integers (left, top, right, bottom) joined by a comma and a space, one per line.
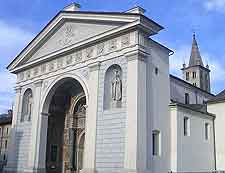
103, 64, 123, 110
21, 88, 33, 122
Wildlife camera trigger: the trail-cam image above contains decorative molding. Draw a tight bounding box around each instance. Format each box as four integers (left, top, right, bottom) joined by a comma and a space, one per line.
34, 80, 43, 87
125, 50, 149, 62
88, 62, 100, 72
17, 33, 132, 83
14, 86, 22, 93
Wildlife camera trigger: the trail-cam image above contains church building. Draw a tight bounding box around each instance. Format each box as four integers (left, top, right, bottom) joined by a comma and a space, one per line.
4, 3, 225, 173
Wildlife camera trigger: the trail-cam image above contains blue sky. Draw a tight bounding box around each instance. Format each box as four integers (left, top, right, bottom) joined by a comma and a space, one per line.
0, 0, 225, 113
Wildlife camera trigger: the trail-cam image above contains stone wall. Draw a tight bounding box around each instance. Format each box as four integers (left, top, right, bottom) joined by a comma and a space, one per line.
95, 56, 127, 172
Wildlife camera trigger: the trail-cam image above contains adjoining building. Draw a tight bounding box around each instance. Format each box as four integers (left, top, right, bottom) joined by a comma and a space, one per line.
3, 3, 225, 173
0, 110, 12, 171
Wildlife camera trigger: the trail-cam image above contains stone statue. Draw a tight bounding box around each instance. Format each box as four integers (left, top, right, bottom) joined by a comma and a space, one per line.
27, 93, 32, 121
111, 70, 122, 101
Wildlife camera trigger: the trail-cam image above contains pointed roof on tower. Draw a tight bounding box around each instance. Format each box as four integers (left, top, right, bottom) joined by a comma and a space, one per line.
189, 33, 204, 67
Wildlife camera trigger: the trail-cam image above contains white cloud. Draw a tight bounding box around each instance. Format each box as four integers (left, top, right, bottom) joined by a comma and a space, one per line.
170, 45, 225, 93
204, 0, 225, 12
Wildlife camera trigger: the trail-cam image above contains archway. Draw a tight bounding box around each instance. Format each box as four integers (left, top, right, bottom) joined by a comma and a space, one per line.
44, 77, 87, 173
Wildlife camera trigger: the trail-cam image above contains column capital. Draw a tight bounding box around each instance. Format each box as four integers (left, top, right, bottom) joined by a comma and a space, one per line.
125, 50, 149, 62
34, 79, 43, 87
88, 61, 100, 72
14, 86, 22, 93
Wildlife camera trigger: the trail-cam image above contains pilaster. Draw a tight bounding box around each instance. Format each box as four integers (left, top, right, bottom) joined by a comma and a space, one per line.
124, 50, 148, 173
4, 86, 22, 170
81, 62, 100, 173
26, 80, 46, 172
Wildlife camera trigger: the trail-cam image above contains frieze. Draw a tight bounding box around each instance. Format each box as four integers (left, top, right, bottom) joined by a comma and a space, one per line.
121, 34, 130, 47
49, 61, 55, 71
75, 51, 82, 62
66, 55, 73, 65
57, 58, 63, 68
97, 43, 104, 55
33, 67, 39, 76
41, 64, 46, 73
17, 33, 132, 83
109, 39, 117, 50
86, 47, 94, 59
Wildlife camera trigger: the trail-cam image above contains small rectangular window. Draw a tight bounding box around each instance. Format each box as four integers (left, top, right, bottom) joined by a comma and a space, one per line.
185, 93, 190, 104
193, 83, 197, 86
186, 72, 189, 80
152, 130, 160, 156
205, 123, 210, 140
184, 117, 190, 136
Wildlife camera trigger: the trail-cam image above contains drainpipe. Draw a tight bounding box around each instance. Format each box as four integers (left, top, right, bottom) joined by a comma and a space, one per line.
213, 116, 217, 171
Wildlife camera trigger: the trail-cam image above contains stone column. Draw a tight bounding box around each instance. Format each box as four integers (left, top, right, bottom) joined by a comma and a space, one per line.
4, 86, 22, 171
26, 80, 48, 173
81, 62, 100, 173
68, 113, 76, 173
124, 51, 148, 173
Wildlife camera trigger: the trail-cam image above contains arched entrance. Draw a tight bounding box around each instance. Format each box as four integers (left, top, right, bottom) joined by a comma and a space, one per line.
45, 77, 86, 173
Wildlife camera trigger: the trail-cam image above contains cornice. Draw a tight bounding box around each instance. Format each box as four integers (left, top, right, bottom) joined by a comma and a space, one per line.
15, 33, 136, 84
9, 21, 139, 73
125, 49, 149, 62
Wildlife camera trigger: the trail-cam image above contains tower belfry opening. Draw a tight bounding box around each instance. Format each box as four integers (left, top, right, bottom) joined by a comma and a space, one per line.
181, 34, 211, 92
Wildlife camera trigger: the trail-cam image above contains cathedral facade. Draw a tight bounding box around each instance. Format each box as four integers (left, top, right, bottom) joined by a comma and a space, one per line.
4, 3, 225, 173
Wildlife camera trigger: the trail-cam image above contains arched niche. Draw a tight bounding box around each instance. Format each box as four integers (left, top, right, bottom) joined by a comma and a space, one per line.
21, 88, 33, 122
103, 64, 123, 110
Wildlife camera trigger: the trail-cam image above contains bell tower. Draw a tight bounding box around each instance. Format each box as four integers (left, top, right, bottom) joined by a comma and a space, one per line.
182, 34, 211, 92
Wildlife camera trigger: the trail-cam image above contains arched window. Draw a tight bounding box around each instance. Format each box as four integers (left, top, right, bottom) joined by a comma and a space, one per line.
104, 64, 122, 110
21, 89, 33, 122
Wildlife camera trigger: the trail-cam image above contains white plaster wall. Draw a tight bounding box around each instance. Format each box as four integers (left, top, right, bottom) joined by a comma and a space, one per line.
13, 123, 31, 171
170, 78, 212, 104
95, 56, 127, 173
208, 102, 225, 170
147, 40, 171, 173
8, 86, 33, 172
171, 106, 215, 172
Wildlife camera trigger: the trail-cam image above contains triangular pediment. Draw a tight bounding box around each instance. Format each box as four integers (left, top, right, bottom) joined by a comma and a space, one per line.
8, 10, 163, 72
27, 21, 121, 63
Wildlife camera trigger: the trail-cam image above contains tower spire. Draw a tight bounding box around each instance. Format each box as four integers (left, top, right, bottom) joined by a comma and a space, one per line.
189, 33, 204, 67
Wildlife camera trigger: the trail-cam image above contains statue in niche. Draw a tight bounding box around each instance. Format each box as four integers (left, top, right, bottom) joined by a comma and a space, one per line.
27, 94, 32, 121
111, 70, 122, 102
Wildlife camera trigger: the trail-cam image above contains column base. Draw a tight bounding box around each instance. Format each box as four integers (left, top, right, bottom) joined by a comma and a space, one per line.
80, 168, 96, 173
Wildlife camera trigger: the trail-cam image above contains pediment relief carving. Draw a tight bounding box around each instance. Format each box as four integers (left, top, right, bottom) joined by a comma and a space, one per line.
26, 21, 121, 64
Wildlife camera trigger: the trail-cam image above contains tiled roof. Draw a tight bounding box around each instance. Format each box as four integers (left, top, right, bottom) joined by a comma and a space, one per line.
207, 89, 225, 104
0, 115, 12, 125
